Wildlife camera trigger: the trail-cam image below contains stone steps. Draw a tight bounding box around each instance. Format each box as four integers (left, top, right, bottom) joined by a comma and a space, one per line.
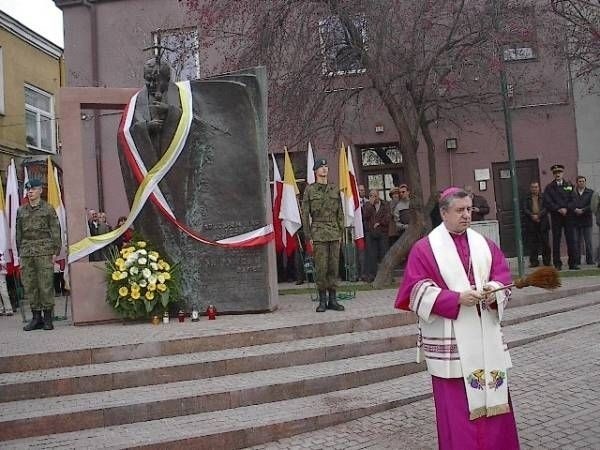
0, 311, 407, 373
1, 293, 598, 403
0, 326, 416, 403
3, 282, 597, 375
0, 349, 424, 440
2, 299, 600, 447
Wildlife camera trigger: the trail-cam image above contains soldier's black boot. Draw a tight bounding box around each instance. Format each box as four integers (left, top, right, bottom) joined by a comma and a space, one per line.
23, 311, 44, 331
316, 290, 328, 312
327, 290, 345, 311
42, 309, 54, 331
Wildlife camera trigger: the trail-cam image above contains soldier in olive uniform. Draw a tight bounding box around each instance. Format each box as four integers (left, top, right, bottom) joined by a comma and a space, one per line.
17, 179, 61, 331
302, 158, 345, 312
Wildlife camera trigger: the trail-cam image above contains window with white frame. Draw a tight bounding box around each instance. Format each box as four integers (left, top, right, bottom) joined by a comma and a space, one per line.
152, 27, 200, 81
319, 15, 367, 76
0, 47, 5, 115
25, 84, 55, 153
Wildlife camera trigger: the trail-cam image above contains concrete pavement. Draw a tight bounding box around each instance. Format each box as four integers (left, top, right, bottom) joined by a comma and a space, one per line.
250, 321, 600, 450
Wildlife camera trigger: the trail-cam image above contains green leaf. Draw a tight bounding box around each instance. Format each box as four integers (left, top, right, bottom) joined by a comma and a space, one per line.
144, 299, 154, 313
160, 291, 170, 308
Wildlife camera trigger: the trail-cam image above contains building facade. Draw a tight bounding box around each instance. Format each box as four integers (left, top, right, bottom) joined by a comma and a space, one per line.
0, 11, 63, 175
54, 0, 581, 256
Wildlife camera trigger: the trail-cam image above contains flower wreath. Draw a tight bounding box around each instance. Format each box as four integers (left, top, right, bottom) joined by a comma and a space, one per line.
105, 239, 181, 319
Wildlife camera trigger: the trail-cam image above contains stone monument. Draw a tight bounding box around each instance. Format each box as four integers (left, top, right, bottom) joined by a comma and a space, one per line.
117, 61, 277, 313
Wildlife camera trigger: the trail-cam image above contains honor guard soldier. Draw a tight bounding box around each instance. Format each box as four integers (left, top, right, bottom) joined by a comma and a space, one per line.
17, 178, 61, 331
302, 158, 345, 312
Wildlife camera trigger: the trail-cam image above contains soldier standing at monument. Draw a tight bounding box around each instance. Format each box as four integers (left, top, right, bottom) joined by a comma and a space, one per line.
302, 158, 345, 313
17, 179, 61, 331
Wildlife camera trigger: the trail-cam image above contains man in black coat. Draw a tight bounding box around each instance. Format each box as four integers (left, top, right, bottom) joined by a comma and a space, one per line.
362, 190, 390, 282
464, 185, 490, 221
522, 181, 550, 267
543, 164, 577, 270
570, 175, 594, 265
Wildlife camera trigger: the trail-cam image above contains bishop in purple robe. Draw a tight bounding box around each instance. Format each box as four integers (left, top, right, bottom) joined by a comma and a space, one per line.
396, 187, 520, 450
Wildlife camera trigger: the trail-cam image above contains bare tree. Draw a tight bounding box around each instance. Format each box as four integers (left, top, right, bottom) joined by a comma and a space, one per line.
550, 0, 600, 80
180, 0, 558, 285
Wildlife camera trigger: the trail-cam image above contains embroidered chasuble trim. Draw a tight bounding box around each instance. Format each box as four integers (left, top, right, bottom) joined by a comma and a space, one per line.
410, 279, 439, 324
470, 403, 511, 420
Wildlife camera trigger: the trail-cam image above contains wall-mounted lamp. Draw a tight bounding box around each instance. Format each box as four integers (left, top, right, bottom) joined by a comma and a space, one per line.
445, 138, 457, 151
375, 124, 384, 133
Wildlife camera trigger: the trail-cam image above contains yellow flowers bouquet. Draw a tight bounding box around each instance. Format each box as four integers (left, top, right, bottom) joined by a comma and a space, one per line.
105, 239, 181, 319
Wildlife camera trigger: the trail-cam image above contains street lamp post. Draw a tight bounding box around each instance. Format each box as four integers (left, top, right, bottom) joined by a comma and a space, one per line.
492, 0, 525, 277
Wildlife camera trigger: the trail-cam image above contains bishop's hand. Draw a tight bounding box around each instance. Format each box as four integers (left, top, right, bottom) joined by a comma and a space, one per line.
459, 289, 483, 307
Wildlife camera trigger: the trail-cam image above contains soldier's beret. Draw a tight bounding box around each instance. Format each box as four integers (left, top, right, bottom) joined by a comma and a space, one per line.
313, 158, 327, 171
25, 179, 42, 189
550, 164, 565, 172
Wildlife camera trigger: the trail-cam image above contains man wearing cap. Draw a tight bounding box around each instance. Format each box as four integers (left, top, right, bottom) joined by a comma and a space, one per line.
302, 158, 345, 312
396, 187, 519, 449
543, 164, 577, 270
17, 179, 61, 331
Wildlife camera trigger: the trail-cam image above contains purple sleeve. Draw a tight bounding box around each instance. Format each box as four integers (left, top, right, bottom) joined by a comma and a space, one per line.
488, 239, 512, 286
395, 238, 460, 319
430, 290, 460, 319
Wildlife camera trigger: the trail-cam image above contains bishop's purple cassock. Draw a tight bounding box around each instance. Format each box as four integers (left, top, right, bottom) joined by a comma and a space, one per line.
396, 230, 520, 450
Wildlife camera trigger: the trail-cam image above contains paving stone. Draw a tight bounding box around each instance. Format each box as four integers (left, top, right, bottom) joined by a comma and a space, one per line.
247, 323, 600, 449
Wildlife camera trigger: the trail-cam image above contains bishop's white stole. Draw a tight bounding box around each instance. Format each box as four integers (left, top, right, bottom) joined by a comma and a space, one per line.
409, 224, 511, 420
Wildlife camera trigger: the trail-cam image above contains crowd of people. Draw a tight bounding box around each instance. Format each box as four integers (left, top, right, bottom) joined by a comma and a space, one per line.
523, 164, 598, 270
87, 209, 133, 261
357, 182, 489, 283
277, 176, 493, 287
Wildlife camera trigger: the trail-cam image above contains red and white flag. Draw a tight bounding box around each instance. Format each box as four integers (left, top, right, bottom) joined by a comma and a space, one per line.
279, 148, 301, 256
271, 153, 285, 254
5, 159, 20, 269
306, 142, 315, 185
347, 145, 365, 249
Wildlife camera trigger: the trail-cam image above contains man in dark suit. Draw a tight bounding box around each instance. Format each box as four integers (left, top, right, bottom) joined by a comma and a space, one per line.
570, 175, 594, 265
522, 181, 550, 267
362, 189, 390, 282
87, 209, 103, 262
543, 164, 577, 270
464, 185, 490, 221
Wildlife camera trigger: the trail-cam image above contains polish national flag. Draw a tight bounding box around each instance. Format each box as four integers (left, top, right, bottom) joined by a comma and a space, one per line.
279, 148, 301, 256
5, 159, 20, 269
271, 153, 285, 254
306, 142, 315, 185
347, 145, 365, 250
